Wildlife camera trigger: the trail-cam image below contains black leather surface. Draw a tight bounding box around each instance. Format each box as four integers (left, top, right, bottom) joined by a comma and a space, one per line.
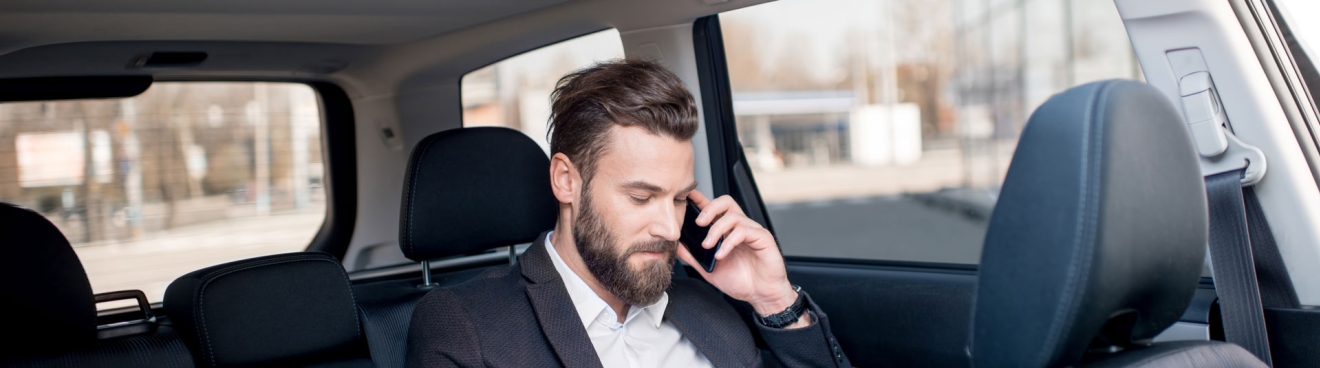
0, 203, 97, 353
164, 252, 368, 367
398, 127, 558, 261
972, 80, 1209, 367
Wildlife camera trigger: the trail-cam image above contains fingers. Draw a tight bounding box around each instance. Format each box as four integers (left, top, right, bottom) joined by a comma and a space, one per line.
716, 227, 748, 260
703, 214, 741, 248
695, 195, 745, 226
688, 190, 711, 209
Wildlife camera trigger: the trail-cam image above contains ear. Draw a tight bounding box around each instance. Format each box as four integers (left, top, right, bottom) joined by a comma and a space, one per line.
549, 152, 580, 205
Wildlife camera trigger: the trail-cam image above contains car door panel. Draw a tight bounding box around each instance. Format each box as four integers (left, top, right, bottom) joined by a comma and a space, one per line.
786, 260, 975, 368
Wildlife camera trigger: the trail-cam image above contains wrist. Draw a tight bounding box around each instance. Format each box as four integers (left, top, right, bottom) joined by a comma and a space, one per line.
750, 283, 799, 316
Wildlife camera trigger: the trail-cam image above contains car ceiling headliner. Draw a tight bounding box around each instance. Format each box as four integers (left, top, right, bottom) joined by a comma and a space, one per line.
0, 0, 571, 47
0, 0, 769, 97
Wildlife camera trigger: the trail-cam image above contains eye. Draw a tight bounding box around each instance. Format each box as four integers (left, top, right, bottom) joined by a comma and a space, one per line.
675, 197, 689, 205
629, 196, 648, 204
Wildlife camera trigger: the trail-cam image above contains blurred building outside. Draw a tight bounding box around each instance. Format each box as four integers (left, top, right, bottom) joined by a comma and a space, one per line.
462, 0, 1140, 207
0, 82, 326, 300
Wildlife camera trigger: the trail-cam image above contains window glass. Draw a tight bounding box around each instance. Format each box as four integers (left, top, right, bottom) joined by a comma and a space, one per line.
721, 0, 1140, 263
1276, 0, 1320, 58
0, 82, 326, 304
462, 29, 625, 149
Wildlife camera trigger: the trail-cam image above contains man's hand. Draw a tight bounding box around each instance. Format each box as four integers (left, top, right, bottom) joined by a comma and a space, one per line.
676, 191, 810, 329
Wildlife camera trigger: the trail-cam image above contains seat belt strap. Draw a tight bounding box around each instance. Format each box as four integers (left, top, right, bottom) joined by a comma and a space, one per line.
1242, 186, 1300, 309
1206, 169, 1273, 366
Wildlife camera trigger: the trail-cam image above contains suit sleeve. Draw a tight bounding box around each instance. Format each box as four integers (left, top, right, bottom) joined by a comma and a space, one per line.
406, 288, 485, 368
756, 290, 853, 368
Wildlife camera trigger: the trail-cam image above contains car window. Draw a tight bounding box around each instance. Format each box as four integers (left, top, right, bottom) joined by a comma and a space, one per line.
720, 0, 1140, 264
461, 29, 625, 150
0, 82, 326, 305
1276, 0, 1320, 64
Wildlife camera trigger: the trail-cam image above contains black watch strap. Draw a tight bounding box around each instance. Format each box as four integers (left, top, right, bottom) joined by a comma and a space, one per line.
755, 285, 806, 329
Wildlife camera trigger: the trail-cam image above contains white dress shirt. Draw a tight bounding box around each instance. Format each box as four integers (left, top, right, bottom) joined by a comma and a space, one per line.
544, 232, 713, 368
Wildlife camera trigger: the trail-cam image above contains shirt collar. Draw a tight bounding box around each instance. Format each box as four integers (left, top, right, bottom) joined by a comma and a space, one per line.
544, 231, 669, 329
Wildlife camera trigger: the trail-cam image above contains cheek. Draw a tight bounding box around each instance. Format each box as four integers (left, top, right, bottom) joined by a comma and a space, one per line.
601, 196, 653, 243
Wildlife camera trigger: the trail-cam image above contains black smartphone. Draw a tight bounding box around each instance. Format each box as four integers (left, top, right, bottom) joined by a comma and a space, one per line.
680, 201, 720, 273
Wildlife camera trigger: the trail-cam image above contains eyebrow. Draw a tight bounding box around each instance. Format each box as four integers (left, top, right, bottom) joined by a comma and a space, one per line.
620, 180, 699, 195
679, 182, 698, 194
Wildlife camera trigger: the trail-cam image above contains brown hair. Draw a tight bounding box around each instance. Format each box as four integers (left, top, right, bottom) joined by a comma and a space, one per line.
548, 59, 700, 184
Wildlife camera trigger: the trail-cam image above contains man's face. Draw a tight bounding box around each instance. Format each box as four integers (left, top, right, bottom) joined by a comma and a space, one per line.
573, 125, 696, 307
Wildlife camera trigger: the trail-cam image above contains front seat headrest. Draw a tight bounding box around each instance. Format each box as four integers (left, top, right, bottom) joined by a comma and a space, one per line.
165, 252, 364, 367
399, 127, 558, 261
972, 80, 1208, 367
0, 203, 97, 352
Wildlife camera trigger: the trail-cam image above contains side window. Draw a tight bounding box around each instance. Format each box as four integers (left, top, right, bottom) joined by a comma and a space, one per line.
0, 82, 327, 303
461, 29, 625, 147
720, 0, 1140, 264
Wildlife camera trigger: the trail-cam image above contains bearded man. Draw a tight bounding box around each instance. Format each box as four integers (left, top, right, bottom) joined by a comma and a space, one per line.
405, 59, 850, 368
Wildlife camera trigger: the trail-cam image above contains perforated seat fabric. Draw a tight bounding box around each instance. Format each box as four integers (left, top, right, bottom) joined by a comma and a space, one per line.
164, 252, 371, 368
1, 326, 195, 368
1081, 341, 1266, 368
0, 203, 194, 367
971, 80, 1265, 367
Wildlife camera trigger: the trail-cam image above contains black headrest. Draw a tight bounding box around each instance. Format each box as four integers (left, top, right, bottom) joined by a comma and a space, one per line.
399, 127, 558, 261
971, 80, 1209, 366
0, 203, 97, 353
164, 252, 363, 367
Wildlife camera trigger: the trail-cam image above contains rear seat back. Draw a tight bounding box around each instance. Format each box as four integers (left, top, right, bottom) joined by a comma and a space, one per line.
0, 203, 194, 367
165, 252, 371, 367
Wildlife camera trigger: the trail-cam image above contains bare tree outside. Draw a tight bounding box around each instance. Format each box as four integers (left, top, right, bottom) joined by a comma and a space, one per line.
0, 82, 325, 302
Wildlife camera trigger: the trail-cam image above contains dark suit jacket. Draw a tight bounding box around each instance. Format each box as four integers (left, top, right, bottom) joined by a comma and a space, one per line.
405, 232, 851, 368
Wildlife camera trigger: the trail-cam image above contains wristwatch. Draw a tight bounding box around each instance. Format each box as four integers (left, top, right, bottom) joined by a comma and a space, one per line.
754, 284, 807, 328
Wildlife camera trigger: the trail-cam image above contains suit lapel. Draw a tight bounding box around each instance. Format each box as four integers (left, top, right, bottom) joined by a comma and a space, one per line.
665, 283, 757, 368
521, 232, 604, 368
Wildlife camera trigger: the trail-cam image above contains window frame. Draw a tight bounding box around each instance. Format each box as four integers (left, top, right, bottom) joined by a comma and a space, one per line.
693, 14, 982, 271
146, 77, 359, 260
342, 28, 623, 279
1245, 0, 1320, 195
0, 78, 356, 313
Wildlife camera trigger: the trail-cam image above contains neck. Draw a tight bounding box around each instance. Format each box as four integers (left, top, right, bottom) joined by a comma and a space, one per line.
551, 219, 630, 323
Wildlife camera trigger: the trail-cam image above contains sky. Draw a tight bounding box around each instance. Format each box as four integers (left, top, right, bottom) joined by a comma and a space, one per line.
1277, 0, 1320, 61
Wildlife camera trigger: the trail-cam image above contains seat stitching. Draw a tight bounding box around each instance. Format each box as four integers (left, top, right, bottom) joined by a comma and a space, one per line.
405, 135, 440, 258
192, 254, 358, 366
1036, 81, 1113, 366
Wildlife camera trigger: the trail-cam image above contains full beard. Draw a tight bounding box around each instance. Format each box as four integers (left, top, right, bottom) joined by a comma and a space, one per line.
573, 185, 677, 307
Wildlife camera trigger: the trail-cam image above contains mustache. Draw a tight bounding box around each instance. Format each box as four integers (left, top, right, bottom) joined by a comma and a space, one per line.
624, 239, 679, 256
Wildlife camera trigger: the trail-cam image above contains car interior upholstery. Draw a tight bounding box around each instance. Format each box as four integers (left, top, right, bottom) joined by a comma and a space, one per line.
0, 203, 194, 368
351, 126, 560, 368
397, 127, 559, 263
164, 252, 371, 367
3, 0, 1315, 367
971, 80, 1264, 367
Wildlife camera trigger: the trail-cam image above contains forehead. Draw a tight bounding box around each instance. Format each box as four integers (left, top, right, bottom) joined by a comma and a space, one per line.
593, 125, 694, 187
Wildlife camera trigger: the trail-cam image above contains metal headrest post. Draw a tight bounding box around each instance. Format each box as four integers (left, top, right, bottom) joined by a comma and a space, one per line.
419, 260, 434, 288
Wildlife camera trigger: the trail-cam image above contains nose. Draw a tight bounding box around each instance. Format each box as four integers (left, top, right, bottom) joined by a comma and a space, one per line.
652, 203, 682, 242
